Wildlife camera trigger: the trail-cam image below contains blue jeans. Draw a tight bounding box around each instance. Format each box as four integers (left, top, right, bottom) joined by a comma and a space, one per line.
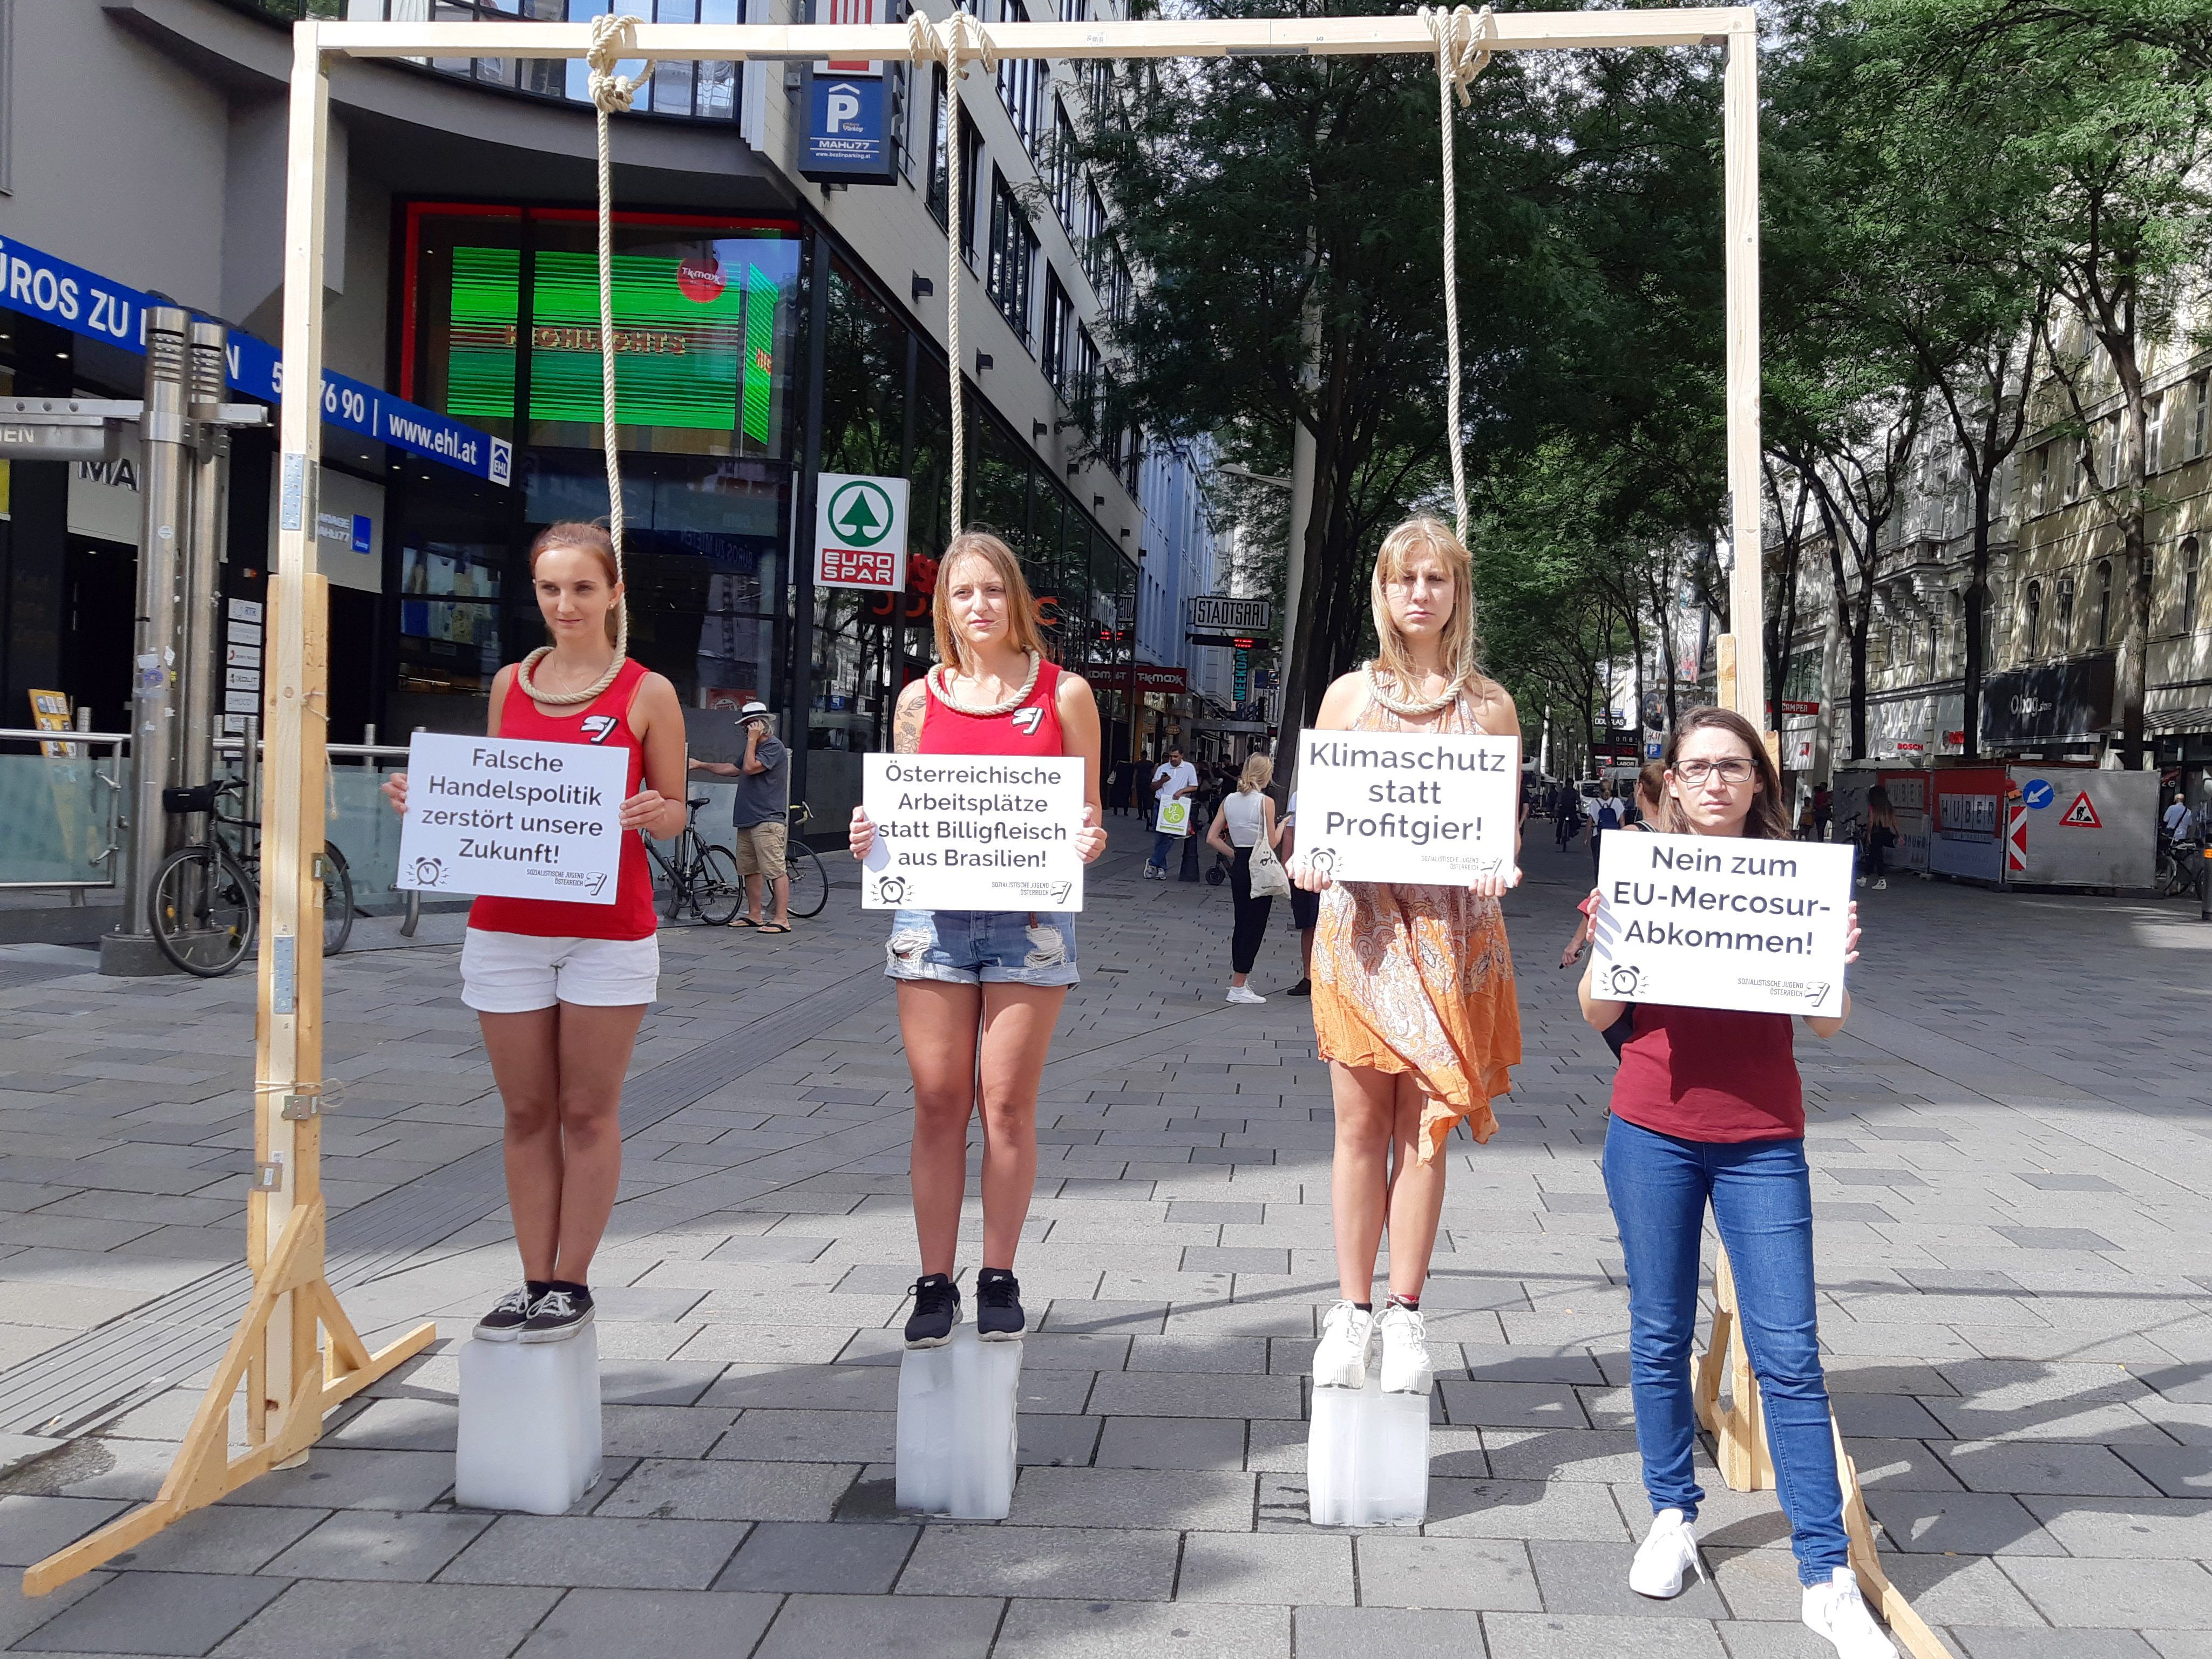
1150, 831, 1179, 871
1601, 1114, 1849, 1586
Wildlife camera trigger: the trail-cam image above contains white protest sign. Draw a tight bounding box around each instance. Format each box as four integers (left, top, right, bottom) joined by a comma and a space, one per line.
1592, 831, 1854, 1018
397, 732, 628, 904
1295, 730, 1521, 884
860, 753, 1086, 912
1155, 797, 1191, 837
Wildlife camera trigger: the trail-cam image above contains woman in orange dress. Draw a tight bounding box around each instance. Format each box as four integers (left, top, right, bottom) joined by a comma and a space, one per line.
1291, 515, 1523, 1397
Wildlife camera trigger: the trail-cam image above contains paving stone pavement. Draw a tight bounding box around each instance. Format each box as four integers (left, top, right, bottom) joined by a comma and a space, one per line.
0, 811, 2208, 1656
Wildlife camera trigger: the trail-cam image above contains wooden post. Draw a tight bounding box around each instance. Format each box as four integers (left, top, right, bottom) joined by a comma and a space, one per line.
22, 23, 435, 1597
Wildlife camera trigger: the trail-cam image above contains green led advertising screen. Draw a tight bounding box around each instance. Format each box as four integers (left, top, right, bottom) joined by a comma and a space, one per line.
444, 244, 781, 445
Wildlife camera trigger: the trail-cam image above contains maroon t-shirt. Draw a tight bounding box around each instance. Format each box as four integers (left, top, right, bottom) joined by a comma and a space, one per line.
1609, 1003, 1804, 1143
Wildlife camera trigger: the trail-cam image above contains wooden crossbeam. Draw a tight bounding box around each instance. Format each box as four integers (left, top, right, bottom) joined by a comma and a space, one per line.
318, 10, 1755, 63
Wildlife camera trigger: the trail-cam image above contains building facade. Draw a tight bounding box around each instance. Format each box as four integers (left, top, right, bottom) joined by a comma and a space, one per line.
0, 0, 1207, 821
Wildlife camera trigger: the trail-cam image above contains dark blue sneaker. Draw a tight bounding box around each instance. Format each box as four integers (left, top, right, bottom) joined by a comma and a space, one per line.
905, 1274, 961, 1348
975, 1267, 1026, 1342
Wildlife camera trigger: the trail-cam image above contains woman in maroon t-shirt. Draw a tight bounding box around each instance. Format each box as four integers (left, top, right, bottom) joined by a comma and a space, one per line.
1577, 709, 1892, 1659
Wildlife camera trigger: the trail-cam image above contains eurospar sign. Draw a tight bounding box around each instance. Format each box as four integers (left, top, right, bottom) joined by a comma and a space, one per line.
813, 473, 910, 593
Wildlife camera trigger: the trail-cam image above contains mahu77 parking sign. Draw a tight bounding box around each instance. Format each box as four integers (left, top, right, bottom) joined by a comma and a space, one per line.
814, 473, 910, 592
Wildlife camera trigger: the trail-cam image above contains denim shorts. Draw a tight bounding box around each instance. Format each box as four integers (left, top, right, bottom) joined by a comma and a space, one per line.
883, 909, 1080, 987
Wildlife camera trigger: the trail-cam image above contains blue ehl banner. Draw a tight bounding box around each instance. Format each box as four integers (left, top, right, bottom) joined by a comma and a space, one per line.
0, 235, 510, 485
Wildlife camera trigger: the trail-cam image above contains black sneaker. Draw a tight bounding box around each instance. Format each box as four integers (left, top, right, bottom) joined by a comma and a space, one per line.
975, 1267, 1026, 1341
474, 1286, 537, 1344
518, 1285, 594, 1344
1286, 977, 1312, 997
904, 1273, 961, 1348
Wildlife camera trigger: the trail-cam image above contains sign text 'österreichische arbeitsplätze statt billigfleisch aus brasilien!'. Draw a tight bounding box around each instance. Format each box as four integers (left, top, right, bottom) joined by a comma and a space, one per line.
859, 754, 1087, 912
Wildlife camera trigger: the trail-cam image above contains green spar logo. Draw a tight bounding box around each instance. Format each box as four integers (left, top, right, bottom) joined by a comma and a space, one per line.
827, 479, 895, 548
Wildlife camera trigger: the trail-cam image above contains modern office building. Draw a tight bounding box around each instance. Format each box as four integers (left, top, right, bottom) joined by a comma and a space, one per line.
0, 0, 1202, 818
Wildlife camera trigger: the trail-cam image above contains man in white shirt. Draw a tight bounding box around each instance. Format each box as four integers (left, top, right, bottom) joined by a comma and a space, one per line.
1146, 746, 1200, 879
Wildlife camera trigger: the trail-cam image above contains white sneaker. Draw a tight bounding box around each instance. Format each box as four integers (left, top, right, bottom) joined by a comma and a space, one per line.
1872, 878, 1888, 890
1855, 875, 1867, 888
1375, 1302, 1433, 1395
1312, 1301, 1375, 1389
1629, 1508, 1701, 1598
1802, 1568, 1898, 1658
1226, 985, 1266, 1004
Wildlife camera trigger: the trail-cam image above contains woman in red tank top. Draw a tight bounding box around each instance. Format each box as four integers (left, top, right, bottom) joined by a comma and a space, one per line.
848, 532, 1106, 1347
1577, 709, 1888, 1653
384, 522, 688, 1344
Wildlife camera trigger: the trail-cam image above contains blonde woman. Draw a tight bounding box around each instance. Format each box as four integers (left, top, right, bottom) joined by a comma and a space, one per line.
1205, 752, 1283, 1003
848, 533, 1108, 1347
1291, 516, 1523, 1395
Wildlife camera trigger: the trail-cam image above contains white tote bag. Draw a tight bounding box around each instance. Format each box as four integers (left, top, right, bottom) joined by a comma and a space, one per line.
1248, 838, 1292, 899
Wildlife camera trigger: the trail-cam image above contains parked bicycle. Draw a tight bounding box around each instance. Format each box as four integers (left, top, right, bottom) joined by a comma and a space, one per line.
782, 801, 829, 921
2157, 834, 2203, 898
150, 780, 355, 977
644, 796, 744, 925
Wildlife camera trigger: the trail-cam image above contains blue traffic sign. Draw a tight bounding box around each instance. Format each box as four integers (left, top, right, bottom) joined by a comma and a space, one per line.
2021, 778, 2054, 810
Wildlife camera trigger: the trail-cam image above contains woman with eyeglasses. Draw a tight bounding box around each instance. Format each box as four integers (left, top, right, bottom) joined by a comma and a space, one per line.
1577, 708, 1889, 1659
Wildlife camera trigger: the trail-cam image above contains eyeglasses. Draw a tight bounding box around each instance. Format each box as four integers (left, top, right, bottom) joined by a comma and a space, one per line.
1673, 759, 1756, 785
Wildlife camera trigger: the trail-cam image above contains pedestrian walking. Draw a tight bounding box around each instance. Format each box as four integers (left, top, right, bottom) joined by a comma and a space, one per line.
1290, 516, 1523, 1397
1553, 781, 1579, 851
691, 700, 791, 931
1590, 785, 1622, 881
1145, 745, 1199, 879
1812, 781, 1834, 842
1858, 784, 1897, 890
1206, 752, 1285, 1004
381, 522, 689, 1344
1577, 706, 1889, 1659
846, 532, 1108, 1347
1560, 762, 1661, 970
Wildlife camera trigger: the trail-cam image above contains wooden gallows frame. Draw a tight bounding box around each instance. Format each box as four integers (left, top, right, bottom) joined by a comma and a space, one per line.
26, 15, 1945, 1653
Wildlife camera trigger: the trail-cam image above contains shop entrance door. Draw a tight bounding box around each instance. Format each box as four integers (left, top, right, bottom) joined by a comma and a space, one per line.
64, 535, 137, 734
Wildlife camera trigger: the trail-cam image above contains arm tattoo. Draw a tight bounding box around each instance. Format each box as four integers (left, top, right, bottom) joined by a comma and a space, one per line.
893, 683, 926, 754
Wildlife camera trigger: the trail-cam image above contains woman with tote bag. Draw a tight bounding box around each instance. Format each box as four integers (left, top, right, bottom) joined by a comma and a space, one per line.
1207, 752, 1287, 1004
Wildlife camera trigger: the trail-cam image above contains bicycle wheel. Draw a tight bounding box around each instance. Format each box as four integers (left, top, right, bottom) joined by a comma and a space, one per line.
785, 842, 829, 919
2159, 851, 2180, 894
696, 844, 744, 926
150, 844, 257, 978
321, 844, 355, 956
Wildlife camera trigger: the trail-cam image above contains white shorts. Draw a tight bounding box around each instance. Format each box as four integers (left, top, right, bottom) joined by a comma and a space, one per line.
460, 929, 660, 1014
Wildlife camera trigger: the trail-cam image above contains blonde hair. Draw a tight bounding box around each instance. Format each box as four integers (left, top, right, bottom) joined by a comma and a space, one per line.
1238, 752, 1274, 793
931, 531, 1050, 671
1369, 515, 1481, 692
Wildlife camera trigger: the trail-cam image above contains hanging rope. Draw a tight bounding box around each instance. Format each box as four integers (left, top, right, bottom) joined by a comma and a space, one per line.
520, 12, 655, 708
1420, 4, 1492, 544
911, 10, 996, 535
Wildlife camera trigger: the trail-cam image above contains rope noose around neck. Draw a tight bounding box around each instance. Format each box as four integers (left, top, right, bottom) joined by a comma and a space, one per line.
1421, 4, 1492, 546
520, 13, 654, 709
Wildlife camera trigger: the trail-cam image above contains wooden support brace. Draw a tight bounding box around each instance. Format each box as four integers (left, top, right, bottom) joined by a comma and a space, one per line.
22, 1204, 435, 1596
1699, 1247, 1956, 1657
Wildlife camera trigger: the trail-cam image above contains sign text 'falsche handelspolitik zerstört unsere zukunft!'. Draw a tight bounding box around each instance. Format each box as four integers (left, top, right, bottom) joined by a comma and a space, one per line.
396, 731, 629, 904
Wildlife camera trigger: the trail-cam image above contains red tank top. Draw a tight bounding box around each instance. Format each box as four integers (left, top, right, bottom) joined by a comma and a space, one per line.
1609, 1004, 1804, 1143
468, 657, 658, 942
918, 657, 1066, 754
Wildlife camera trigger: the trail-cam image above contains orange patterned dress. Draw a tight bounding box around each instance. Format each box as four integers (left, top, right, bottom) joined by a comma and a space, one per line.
1309, 681, 1523, 1161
